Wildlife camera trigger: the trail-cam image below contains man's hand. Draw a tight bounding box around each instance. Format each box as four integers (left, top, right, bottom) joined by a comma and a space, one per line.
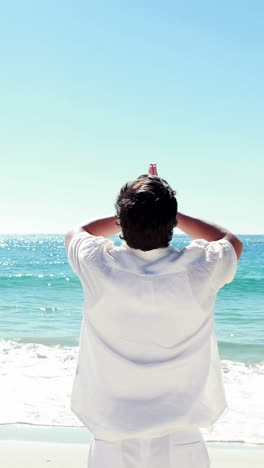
148, 163, 158, 176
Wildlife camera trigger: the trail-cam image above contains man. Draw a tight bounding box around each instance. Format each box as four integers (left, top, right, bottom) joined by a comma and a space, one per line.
65, 164, 242, 468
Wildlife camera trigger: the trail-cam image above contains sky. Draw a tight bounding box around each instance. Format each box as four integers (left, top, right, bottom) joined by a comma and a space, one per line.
0, 1, 263, 234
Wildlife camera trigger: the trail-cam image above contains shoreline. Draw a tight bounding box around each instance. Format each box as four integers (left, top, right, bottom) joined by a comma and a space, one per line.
1, 423, 264, 445
1, 424, 264, 467
0, 440, 263, 468
1, 423, 264, 446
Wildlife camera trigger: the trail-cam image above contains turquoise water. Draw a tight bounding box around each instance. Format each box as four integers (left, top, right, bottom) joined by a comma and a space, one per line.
0, 234, 263, 362
0, 234, 263, 442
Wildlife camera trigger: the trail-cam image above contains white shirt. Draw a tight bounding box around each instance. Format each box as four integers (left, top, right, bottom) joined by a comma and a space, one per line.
67, 232, 237, 442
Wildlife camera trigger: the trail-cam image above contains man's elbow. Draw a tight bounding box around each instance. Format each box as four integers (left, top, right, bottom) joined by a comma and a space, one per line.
227, 234, 243, 260
65, 227, 86, 251
65, 231, 73, 252
236, 238, 243, 260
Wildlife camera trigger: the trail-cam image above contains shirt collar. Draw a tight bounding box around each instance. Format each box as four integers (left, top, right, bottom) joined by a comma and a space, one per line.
122, 242, 171, 260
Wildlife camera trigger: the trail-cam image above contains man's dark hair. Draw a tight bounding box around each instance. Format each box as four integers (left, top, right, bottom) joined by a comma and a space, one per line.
115, 174, 178, 251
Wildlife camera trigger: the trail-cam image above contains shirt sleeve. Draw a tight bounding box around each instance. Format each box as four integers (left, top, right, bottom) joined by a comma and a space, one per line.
190, 238, 238, 291
67, 230, 111, 278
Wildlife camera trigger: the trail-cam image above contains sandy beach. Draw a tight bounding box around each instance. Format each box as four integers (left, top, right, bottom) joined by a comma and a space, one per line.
0, 441, 264, 468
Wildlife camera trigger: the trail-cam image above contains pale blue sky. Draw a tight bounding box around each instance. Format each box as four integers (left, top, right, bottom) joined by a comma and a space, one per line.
1, 1, 263, 233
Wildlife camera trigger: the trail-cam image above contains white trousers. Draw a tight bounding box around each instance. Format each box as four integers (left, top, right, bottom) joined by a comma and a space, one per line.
87, 428, 210, 468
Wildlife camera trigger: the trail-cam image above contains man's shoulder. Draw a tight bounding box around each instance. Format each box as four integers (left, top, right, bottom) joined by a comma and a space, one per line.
176, 239, 208, 266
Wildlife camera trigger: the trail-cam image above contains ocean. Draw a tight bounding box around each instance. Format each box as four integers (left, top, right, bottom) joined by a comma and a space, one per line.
0, 234, 263, 444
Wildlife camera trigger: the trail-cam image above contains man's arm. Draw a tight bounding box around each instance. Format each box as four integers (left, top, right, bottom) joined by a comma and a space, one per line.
177, 212, 243, 259
65, 216, 120, 252
65, 163, 158, 252
150, 162, 243, 260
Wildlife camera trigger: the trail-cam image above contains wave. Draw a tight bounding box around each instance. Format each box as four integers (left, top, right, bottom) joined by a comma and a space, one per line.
2, 336, 263, 362
0, 273, 77, 281
1, 336, 263, 362
0, 275, 81, 291
218, 341, 264, 363
227, 277, 263, 293
2, 336, 79, 346
0, 339, 264, 443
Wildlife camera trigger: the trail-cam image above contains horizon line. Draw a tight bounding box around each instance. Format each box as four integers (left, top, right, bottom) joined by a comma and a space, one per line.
0, 232, 262, 236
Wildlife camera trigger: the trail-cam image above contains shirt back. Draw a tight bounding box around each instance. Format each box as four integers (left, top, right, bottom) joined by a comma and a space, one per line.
67, 232, 237, 441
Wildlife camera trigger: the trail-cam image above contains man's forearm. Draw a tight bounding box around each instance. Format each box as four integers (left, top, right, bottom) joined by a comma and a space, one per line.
81, 216, 121, 237
177, 212, 229, 241
65, 216, 120, 252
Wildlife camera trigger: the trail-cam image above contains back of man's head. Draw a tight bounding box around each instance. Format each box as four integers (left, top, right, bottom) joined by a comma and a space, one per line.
115, 175, 178, 251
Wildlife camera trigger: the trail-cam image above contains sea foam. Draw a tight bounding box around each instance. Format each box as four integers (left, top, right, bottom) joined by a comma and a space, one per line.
1, 339, 264, 443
